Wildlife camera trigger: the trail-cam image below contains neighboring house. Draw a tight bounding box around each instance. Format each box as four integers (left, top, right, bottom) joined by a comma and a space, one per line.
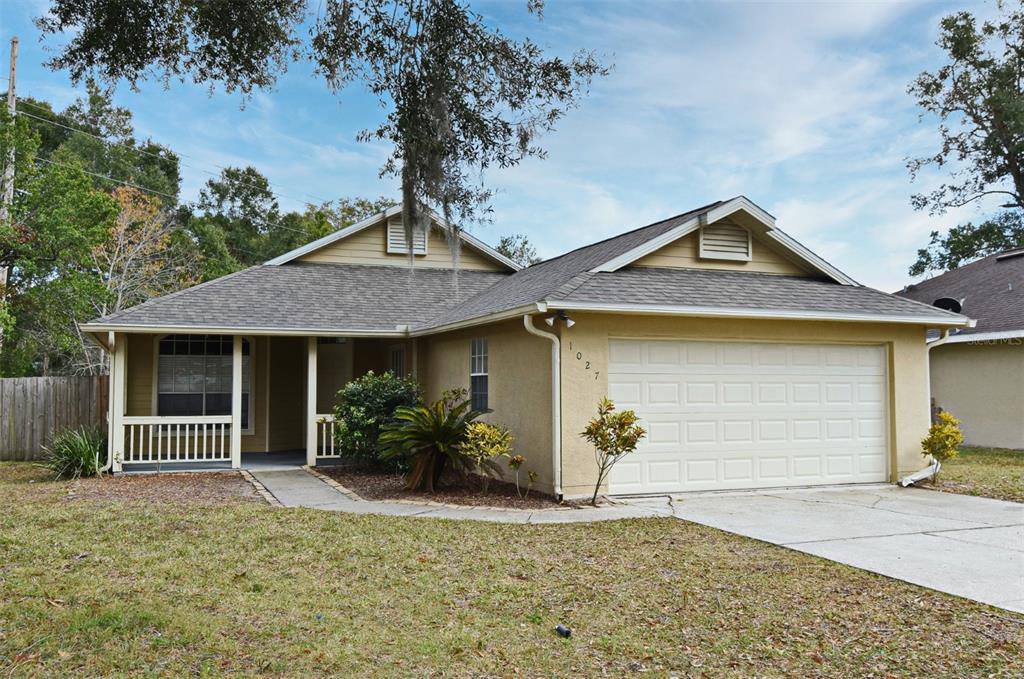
81, 197, 969, 499
896, 249, 1024, 449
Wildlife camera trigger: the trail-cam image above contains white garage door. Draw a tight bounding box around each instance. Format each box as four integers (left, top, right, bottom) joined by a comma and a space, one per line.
608, 340, 889, 494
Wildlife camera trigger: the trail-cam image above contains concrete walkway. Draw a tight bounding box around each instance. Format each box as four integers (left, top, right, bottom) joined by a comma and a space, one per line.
625, 485, 1024, 614
248, 469, 669, 524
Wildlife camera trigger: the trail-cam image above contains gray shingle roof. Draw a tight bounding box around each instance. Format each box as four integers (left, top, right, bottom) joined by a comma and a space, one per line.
895, 249, 1024, 335
551, 267, 964, 321
86, 198, 969, 334
88, 263, 508, 332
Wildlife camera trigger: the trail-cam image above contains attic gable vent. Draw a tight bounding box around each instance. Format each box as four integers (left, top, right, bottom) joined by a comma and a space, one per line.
698, 222, 752, 262
386, 216, 428, 255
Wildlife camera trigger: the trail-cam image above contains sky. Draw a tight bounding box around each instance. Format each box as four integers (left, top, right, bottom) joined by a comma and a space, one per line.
0, 0, 1006, 291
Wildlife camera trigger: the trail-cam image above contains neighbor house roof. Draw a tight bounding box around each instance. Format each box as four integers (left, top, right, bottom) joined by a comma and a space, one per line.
896, 248, 1024, 341
82, 197, 971, 336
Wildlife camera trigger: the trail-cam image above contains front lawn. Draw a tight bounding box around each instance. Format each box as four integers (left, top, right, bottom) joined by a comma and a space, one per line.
935, 446, 1024, 503
1, 463, 1021, 676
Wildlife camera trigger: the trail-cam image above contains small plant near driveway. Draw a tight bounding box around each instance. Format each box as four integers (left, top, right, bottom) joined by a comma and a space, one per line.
581, 397, 646, 505
332, 370, 422, 470
921, 410, 964, 483
379, 393, 489, 492
42, 426, 108, 480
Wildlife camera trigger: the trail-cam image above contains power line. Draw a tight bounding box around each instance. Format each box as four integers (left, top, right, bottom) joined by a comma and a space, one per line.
15, 97, 335, 208
33, 155, 320, 239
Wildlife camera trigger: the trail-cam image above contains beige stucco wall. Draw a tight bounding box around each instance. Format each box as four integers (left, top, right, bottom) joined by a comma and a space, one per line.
298, 221, 505, 271
557, 313, 932, 498
633, 220, 812, 276
419, 319, 555, 493
930, 341, 1024, 449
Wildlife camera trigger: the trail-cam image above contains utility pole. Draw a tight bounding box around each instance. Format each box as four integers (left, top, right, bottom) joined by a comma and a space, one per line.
0, 36, 17, 358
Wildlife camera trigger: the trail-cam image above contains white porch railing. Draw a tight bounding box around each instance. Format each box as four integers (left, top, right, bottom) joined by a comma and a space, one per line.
316, 414, 340, 458
121, 415, 233, 464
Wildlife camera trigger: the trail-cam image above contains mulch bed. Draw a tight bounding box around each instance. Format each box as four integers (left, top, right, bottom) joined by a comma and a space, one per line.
67, 471, 264, 505
321, 467, 560, 509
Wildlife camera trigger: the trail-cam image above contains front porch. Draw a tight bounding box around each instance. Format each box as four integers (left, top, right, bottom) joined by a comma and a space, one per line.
106, 332, 413, 472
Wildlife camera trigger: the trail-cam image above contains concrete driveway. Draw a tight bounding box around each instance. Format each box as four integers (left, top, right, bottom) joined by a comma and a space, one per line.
625, 485, 1024, 613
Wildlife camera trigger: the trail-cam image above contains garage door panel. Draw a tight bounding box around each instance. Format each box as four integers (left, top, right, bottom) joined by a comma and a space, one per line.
608, 340, 889, 493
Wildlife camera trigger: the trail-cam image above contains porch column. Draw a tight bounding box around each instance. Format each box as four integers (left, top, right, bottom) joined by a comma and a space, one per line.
230, 335, 242, 469
109, 332, 127, 472
306, 336, 318, 466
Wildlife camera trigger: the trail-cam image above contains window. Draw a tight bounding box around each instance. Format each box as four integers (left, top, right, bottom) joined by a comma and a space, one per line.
390, 345, 407, 378
386, 216, 428, 255
157, 335, 251, 430
470, 338, 488, 411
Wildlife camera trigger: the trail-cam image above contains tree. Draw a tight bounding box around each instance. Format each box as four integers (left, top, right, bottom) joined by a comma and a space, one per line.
0, 136, 118, 375
496, 234, 541, 267
18, 80, 181, 201
908, 6, 1024, 214
36, 0, 607, 250
73, 187, 199, 374
909, 211, 1024, 275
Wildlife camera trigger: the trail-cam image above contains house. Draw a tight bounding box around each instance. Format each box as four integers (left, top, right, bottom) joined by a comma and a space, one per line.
896, 249, 1024, 449
81, 196, 970, 499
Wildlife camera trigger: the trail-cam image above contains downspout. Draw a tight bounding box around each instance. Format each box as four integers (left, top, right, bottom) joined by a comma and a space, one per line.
523, 314, 562, 500
902, 328, 956, 487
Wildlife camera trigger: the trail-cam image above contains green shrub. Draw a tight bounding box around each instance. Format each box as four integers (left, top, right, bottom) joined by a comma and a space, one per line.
43, 426, 108, 480
922, 410, 964, 481
379, 395, 490, 492
332, 370, 422, 469
581, 397, 647, 505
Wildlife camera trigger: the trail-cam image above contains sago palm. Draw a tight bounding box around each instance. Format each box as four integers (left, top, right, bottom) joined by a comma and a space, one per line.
379, 397, 488, 492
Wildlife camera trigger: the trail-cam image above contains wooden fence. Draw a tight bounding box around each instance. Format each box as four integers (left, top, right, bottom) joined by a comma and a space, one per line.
0, 376, 108, 461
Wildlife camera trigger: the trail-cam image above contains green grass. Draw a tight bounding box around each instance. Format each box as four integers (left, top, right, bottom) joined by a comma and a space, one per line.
937, 446, 1024, 503
1, 463, 1022, 677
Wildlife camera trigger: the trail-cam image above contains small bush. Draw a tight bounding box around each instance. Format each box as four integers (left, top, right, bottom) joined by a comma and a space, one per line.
332, 370, 422, 469
922, 410, 963, 481
462, 422, 513, 466
43, 426, 107, 480
581, 397, 647, 505
379, 394, 489, 492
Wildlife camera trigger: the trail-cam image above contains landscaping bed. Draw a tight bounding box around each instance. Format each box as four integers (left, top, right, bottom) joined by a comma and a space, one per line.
932, 446, 1024, 503
320, 466, 559, 509
68, 470, 264, 505
1, 461, 1022, 676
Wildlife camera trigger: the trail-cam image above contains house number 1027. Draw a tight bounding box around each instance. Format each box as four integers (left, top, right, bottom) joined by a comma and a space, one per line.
569, 342, 600, 380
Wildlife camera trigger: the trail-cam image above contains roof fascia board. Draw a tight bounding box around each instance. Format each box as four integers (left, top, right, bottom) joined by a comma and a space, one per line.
588, 195, 859, 286
265, 205, 402, 265
929, 329, 1024, 344
410, 304, 541, 337
78, 323, 408, 338
543, 299, 972, 327
590, 216, 702, 273
265, 204, 521, 271
763, 228, 859, 286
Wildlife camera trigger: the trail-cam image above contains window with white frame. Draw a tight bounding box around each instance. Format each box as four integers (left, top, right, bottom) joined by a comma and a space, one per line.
390, 345, 407, 378
157, 335, 251, 430
470, 338, 488, 411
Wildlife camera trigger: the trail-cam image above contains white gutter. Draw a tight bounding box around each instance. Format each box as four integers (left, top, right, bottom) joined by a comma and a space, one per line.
79, 323, 407, 338
927, 329, 1024, 345
523, 314, 562, 500
544, 299, 972, 327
